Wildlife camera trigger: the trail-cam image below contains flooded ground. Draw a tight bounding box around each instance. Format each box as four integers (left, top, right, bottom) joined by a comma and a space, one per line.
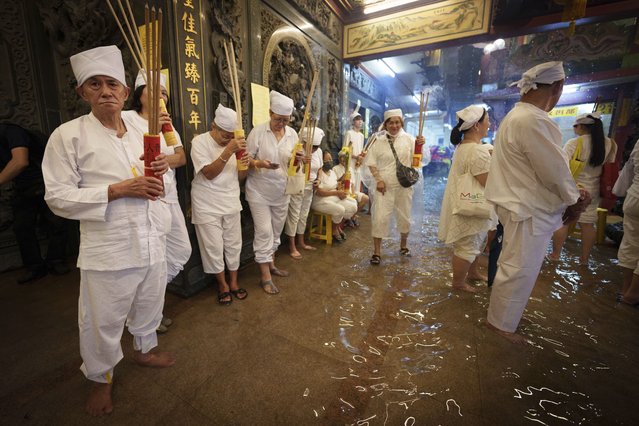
1, 171, 637, 425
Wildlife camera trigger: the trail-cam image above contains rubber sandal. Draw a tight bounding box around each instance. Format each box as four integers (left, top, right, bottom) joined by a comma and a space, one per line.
218, 291, 232, 305
400, 248, 411, 256
231, 288, 248, 300
270, 268, 289, 277
260, 279, 279, 294
370, 254, 381, 265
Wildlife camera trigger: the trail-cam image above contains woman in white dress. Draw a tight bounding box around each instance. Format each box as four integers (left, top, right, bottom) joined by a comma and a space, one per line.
190, 104, 249, 305
548, 112, 617, 264
365, 109, 424, 264
311, 152, 358, 241
438, 105, 494, 292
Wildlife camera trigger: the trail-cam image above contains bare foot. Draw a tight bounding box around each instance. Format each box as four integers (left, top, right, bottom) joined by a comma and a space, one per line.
86, 382, 113, 417
270, 267, 289, 277
133, 350, 176, 368
467, 273, 488, 282
300, 244, 316, 251
486, 322, 528, 345
620, 296, 639, 306
452, 283, 478, 293
289, 251, 302, 260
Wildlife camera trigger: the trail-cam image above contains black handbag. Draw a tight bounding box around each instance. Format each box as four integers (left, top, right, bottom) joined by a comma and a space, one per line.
388, 137, 419, 188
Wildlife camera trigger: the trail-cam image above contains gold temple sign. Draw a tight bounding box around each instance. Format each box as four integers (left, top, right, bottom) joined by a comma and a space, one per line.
344, 0, 492, 59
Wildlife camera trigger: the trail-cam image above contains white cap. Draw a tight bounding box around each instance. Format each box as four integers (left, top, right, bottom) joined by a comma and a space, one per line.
456, 105, 485, 131
510, 61, 565, 95
383, 109, 403, 122
312, 127, 325, 146
70, 45, 127, 87
269, 90, 294, 116
350, 100, 362, 121
574, 111, 601, 125
135, 69, 167, 90
214, 103, 237, 132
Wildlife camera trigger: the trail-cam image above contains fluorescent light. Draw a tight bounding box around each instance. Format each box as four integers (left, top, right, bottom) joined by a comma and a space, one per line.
364, 0, 419, 15
378, 59, 396, 78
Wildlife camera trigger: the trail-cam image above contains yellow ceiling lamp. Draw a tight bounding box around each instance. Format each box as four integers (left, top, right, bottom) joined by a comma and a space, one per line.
555, 0, 588, 36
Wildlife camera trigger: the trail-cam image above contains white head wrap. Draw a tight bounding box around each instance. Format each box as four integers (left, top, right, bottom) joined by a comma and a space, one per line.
213, 103, 237, 132
300, 127, 325, 146
383, 109, 403, 122
574, 111, 601, 125
269, 90, 294, 116
510, 61, 565, 95
134, 69, 167, 90
70, 45, 127, 88
350, 100, 362, 121
456, 105, 485, 131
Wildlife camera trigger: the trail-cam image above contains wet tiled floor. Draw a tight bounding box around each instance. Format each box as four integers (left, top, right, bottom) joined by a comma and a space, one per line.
1, 174, 638, 425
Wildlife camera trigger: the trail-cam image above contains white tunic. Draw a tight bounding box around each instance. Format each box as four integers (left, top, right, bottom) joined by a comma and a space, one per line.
485, 102, 580, 235
190, 131, 242, 222
120, 110, 183, 204
42, 112, 169, 271
564, 135, 617, 196
309, 148, 322, 181
245, 122, 298, 206
438, 143, 494, 244
344, 129, 365, 189
365, 129, 415, 188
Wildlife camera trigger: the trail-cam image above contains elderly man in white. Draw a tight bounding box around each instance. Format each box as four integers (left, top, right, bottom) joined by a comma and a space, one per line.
42, 46, 175, 416
484, 61, 590, 344
191, 104, 250, 305
245, 90, 301, 294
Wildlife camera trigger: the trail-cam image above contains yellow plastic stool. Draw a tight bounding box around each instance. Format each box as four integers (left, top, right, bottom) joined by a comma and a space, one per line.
308, 211, 332, 245
567, 207, 608, 244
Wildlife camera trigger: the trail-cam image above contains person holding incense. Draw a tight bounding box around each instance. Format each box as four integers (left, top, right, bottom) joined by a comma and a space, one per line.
343, 107, 365, 196
41, 45, 175, 417
245, 90, 301, 294
190, 104, 249, 305
365, 109, 425, 265
334, 148, 369, 222
284, 126, 323, 259
438, 105, 495, 293
123, 69, 192, 332
311, 151, 358, 242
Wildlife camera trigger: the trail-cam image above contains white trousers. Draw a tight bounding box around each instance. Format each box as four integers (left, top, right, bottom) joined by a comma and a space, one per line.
285, 183, 313, 236
619, 194, 639, 274
249, 201, 289, 264
195, 213, 242, 274
371, 185, 413, 238
166, 202, 192, 282
79, 262, 166, 383
311, 195, 358, 224
453, 232, 487, 263
487, 207, 551, 333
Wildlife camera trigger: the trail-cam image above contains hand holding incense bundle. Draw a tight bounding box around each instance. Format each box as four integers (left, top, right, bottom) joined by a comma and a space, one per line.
413, 90, 429, 168
107, 0, 178, 147
223, 40, 247, 171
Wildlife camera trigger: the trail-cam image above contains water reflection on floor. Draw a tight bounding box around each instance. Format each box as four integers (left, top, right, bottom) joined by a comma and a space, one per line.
308, 172, 638, 425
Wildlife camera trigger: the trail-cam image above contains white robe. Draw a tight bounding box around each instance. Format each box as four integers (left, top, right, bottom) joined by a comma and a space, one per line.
190, 132, 243, 273
121, 110, 191, 282
344, 129, 364, 193
42, 112, 170, 382
618, 143, 639, 274
245, 123, 297, 263
485, 102, 580, 333
365, 130, 415, 238
285, 148, 322, 236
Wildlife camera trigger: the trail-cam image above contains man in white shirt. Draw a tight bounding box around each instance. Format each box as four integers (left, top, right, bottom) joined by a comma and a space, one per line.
484, 61, 590, 344
42, 46, 175, 416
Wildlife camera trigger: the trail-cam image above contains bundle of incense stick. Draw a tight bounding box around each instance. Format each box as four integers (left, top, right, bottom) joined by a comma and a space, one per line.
301, 72, 319, 180
223, 40, 247, 171
107, 0, 178, 147
412, 90, 429, 168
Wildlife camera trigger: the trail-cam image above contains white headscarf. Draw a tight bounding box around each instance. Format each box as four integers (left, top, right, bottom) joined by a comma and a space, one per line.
213, 103, 237, 132
574, 111, 601, 125
510, 61, 565, 95
300, 127, 325, 146
70, 45, 127, 87
269, 90, 294, 116
383, 109, 403, 122
134, 69, 167, 90
456, 105, 485, 131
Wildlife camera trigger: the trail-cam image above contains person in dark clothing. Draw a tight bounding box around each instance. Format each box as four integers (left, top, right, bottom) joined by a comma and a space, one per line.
0, 123, 70, 283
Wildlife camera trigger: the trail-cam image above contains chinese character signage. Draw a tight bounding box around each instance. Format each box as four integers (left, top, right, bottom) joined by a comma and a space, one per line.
174, 0, 206, 143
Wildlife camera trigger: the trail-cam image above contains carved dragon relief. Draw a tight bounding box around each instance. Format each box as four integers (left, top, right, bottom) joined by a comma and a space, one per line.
288, 0, 341, 45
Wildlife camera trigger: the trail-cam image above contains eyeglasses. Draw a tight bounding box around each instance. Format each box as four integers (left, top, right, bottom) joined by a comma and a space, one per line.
271, 116, 290, 124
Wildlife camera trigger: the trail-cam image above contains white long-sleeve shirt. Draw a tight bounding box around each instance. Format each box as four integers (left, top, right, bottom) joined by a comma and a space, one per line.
245, 122, 298, 206
42, 112, 169, 271
485, 102, 580, 235
120, 110, 183, 204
